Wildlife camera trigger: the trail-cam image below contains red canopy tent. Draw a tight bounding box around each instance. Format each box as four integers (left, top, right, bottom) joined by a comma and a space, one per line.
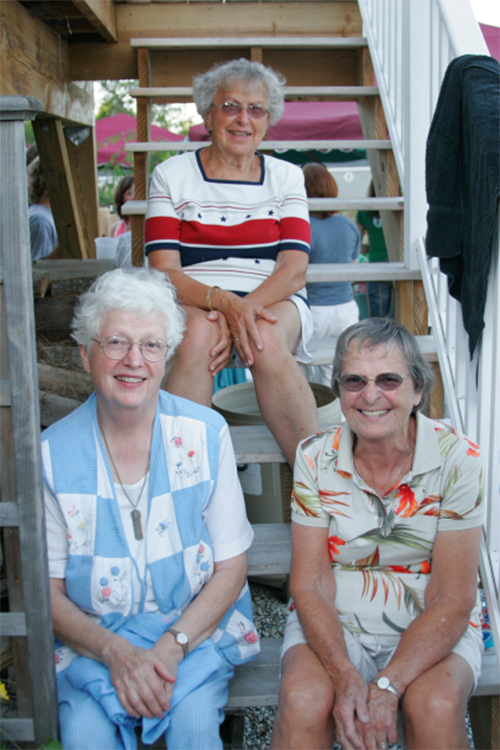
188, 102, 364, 143
96, 113, 184, 167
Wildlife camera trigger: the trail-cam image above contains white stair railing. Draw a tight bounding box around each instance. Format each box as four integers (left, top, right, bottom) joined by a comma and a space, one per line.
358, 0, 499, 651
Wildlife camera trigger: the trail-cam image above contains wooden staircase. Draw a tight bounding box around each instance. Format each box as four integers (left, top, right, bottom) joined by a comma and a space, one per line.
121, 32, 437, 413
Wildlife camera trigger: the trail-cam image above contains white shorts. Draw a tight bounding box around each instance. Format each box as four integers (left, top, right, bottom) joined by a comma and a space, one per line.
282, 605, 484, 691
231, 293, 313, 367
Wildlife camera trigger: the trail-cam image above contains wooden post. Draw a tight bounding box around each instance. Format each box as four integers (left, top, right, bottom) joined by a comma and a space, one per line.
468, 694, 500, 750
32, 117, 90, 259
132, 47, 151, 267
0, 95, 59, 746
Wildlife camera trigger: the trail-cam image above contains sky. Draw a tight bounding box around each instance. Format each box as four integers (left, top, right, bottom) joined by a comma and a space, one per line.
468, 0, 500, 26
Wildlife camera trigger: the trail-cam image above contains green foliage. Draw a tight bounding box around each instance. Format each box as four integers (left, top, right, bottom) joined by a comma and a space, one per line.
40, 739, 64, 750
24, 120, 35, 146
96, 80, 138, 120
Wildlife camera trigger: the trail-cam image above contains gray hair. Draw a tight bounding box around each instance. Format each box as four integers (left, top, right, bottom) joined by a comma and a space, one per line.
331, 318, 435, 413
192, 58, 286, 125
71, 267, 186, 359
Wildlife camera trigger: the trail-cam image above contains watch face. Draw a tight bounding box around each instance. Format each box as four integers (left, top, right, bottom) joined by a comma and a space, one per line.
176, 632, 188, 646
378, 676, 390, 690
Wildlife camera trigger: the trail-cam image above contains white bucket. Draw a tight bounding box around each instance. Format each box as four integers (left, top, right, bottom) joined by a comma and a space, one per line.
94, 237, 118, 260
212, 381, 342, 427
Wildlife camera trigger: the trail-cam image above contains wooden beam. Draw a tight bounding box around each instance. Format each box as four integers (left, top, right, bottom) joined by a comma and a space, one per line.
72, 0, 117, 43
0, 0, 93, 124
63, 124, 100, 258
469, 695, 500, 750
69, 2, 363, 81
33, 118, 89, 259
132, 48, 150, 266
116, 3, 362, 43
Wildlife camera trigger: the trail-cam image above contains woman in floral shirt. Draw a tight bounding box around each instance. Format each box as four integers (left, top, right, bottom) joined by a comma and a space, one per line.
272, 318, 484, 750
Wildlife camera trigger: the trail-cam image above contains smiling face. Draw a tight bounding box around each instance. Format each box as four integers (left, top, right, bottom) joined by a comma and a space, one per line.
205, 82, 270, 161
339, 340, 423, 447
80, 309, 167, 418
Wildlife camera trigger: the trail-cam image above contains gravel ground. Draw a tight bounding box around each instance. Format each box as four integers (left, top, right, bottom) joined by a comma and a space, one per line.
245, 582, 474, 750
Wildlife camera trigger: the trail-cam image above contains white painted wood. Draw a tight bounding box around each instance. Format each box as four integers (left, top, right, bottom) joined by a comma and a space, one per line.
125, 139, 393, 153
129, 86, 379, 99
130, 37, 368, 50
402, 0, 432, 271
306, 262, 420, 282
437, 0, 488, 58
122, 197, 404, 216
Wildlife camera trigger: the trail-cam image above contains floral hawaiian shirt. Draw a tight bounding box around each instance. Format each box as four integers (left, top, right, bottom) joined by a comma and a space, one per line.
292, 413, 484, 636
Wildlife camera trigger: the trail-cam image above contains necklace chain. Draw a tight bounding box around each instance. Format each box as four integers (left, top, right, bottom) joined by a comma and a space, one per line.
98, 414, 151, 511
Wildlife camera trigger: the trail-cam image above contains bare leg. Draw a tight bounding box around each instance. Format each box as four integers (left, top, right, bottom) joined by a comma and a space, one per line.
403, 653, 474, 749
271, 644, 336, 750
251, 301, 320, 466
164, 306, 218, 406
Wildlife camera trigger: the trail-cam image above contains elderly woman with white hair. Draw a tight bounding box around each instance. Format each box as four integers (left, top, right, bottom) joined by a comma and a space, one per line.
145, 58, 319, 466
42, 267, 259, 750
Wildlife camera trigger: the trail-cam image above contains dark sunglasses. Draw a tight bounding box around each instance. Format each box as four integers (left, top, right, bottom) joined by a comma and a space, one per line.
211, 102, 269, 119
337, 373, 410, 392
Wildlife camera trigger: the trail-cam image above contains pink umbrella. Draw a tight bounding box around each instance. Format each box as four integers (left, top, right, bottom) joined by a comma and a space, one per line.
96, 113, 184, 167
480, 23, 500, 62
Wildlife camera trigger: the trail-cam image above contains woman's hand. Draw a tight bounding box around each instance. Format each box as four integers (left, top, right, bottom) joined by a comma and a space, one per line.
206, 310, 233, 375
217, 292, 278, 367
332, 665, 371, 750
353, 683, 399, 750
104, 639, 178, 719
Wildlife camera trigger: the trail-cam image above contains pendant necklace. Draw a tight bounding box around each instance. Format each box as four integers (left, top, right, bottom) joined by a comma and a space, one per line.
98, 415, 152, 541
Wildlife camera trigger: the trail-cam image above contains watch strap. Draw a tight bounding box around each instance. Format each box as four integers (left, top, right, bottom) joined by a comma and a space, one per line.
372, 677, 402, 699
168, 628, 189, 657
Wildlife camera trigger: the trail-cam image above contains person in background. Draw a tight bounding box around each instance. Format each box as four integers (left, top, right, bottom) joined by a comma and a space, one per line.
303, 163, 360, 387
27, 157, 60, 261
111, 174, 134, 238
356, 182, 394, 318
145, 58, 319, 467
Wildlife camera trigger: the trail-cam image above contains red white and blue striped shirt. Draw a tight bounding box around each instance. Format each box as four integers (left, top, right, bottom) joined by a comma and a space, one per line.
145, 150, 311, 268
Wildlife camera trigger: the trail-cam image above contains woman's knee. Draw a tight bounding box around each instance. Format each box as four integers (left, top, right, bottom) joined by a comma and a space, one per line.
175, 308, 219, 360
403, 678, 467, 730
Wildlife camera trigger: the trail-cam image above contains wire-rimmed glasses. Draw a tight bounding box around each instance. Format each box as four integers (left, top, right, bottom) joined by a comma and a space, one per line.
210, 102, 270, 119
93, 336, 169, 362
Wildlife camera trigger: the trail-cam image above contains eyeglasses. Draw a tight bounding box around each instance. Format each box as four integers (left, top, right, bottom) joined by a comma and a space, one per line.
210, 102, 270, 119
337, 373, 410, 392
93, 336, 169, 362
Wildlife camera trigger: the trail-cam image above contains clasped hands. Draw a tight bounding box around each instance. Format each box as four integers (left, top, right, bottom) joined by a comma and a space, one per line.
206, 291, 277, 374
333, 667, 399, 750
104, 638, 183, 720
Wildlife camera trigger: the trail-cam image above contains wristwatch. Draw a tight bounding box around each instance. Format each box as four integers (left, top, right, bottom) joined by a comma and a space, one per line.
372, 676, 402, 699
167, 628, 189, 657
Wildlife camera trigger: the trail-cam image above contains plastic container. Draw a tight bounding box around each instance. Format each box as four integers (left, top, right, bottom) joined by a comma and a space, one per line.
213, 381, 342, 525
94, 236, 118, 260
212, 381, 342, 427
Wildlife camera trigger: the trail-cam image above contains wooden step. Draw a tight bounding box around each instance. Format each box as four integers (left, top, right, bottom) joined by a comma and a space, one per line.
130, 37, 368, 50
129, 86, 379, 102
33, 257, 420, 284
122, 197, 404, 216
126, 139, 392, 153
